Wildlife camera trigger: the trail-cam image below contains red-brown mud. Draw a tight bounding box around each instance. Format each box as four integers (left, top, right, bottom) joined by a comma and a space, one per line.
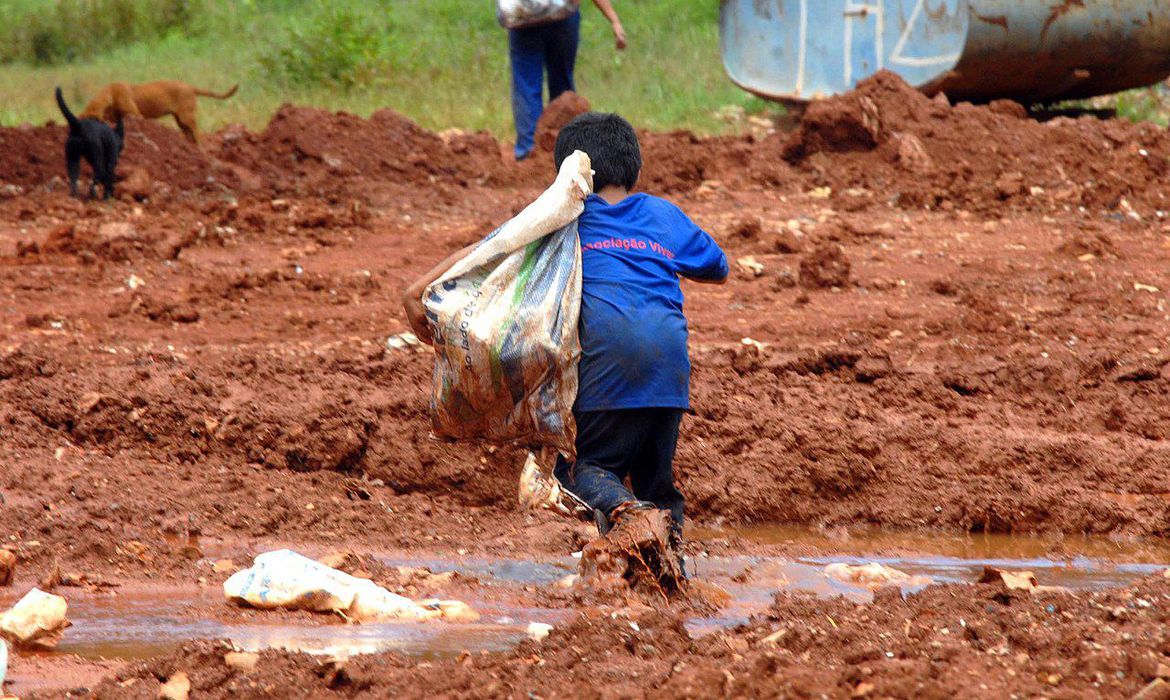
1, 71, 1169, 695
45, 575, 1170, 699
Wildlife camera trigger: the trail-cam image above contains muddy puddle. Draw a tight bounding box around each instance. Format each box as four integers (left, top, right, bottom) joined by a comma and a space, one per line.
56, 588, 562, 661
36, 530, 1170, 663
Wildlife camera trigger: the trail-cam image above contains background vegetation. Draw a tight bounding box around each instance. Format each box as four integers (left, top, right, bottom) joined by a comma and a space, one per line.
0, 0, 776, 137
2, 0, 1164, 137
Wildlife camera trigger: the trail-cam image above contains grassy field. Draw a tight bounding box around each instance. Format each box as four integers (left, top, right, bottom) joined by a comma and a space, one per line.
0, 0, 772, 138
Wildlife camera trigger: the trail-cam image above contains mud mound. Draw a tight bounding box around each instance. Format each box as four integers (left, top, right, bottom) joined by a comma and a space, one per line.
535, 91, 590, 152
216, 104, 505, 192
799, 242, 851, 288
778, 70, 1170, 212
639, 131, 759, 194
0, 117, 213, 194
119, 118, 215, 191
0, 124, 63, 188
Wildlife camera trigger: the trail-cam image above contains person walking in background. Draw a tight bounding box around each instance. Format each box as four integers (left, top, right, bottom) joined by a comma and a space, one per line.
500, 0, 626, 161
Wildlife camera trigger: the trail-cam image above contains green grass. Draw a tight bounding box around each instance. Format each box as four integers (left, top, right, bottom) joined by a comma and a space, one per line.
0, 0, 775, 138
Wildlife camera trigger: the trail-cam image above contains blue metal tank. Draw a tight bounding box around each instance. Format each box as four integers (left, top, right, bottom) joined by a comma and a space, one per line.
720, 0, 1170, 103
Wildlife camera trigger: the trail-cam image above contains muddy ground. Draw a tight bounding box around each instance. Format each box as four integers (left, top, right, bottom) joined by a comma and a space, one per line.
1, 73, 1168, 697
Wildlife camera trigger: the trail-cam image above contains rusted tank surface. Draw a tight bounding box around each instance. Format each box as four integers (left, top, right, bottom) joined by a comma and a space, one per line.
720, 0, 1170, 103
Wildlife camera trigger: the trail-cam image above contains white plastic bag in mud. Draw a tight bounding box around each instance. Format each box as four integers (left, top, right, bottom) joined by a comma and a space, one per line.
0, 587, 69, 650
497, 0, 581, 29
423, 151, 592, 456
223, 550, 472, 622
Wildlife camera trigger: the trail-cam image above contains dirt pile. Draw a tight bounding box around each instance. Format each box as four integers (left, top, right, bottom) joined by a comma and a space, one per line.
779, 70, 1170, 212
534, 91, 591, 152
215, 105, 506, 193
0, 118, 213, 193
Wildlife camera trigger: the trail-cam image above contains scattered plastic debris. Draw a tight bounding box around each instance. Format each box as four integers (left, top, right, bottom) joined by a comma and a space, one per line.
223, 550, 476, 623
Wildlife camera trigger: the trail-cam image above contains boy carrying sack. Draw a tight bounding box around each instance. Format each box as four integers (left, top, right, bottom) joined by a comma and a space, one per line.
404, 113, 728, 579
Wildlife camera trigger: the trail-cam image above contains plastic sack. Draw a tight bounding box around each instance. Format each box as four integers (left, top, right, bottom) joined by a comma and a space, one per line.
496, 0, 581, 29
0, 587, 69, 650
423, 151, 592, 456
223, 550, 473, 622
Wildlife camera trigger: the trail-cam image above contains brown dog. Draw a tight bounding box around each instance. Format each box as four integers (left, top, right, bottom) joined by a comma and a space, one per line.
81, 80, 238, 144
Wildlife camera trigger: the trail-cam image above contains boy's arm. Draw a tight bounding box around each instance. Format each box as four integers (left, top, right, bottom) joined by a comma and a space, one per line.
672, 210, 730, 285
591, 0, 627, 50
402, 243, 477, 345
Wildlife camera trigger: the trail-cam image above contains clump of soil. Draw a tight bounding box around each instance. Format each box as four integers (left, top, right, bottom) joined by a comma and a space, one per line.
1057, 231, 1121, 259
535, 91, 590, 152
799, 243, 851, 288
578, 509, 685, 600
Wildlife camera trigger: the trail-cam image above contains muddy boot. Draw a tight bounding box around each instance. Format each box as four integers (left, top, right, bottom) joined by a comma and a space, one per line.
596, 500, 658, 536
668, 528, 688, 580
580, 506, 686, 598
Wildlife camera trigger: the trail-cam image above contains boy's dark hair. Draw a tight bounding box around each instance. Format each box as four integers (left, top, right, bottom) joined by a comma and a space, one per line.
554, 112, 641, 191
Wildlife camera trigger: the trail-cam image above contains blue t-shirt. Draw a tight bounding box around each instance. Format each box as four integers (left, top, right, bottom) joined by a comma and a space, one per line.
575, 193, 728, 412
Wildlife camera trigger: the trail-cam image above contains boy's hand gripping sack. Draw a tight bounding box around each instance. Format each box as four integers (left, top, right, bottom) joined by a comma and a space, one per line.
423, 151, 592, 456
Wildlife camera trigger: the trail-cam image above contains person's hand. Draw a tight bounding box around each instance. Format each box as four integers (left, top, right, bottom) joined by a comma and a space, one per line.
403, 295, 434, 345
612, 20, 627, 50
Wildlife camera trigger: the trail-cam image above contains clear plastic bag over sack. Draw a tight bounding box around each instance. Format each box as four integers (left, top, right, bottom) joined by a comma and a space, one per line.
496, 0, 581, 29
423, 151, 592, 457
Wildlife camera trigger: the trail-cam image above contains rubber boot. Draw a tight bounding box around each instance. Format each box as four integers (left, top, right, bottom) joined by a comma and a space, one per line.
596, 500, 658, 536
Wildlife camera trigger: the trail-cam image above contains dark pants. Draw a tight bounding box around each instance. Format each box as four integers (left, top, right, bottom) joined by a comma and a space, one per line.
554, 408, 686, 536
508, 11, 580, 160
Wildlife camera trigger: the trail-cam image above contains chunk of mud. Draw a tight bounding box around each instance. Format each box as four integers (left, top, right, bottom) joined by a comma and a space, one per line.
799, 243, 851, 289
988, 99, 1028, 120
854, 356, 892, 383
578, 509, 685, 600
535, 91, 590, 152
1056, 232, 1120, 259
890, 132, 933, 174
119, 166, 153, 201
725, 216, 763, 243
995, 171, 1026, 199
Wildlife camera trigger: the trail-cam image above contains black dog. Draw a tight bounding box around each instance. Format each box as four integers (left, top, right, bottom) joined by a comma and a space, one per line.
55, 86, 123, 200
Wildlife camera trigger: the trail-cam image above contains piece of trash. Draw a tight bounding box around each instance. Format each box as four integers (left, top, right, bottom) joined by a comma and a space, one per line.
978, 566, 1037, 591
1134, 282, 1160, 293
1133, 678, 1169, 700
824, 562, 931, 590
759, 628, 787, 646
158, 670, 190, 700
126, 274, 145, 290
740, 337, 767, 354
223, 550, 473, 623
422, 600, 479, 623
224, 651, 259, 673
736, 256, 765, 277
0, 588, 69, 650
0, 639, 6, 688
554, 574, 579, 590
385, 332, 420, 351
809, 186, 832, 199
518, 452, 584, 516
526, 622, 553, 642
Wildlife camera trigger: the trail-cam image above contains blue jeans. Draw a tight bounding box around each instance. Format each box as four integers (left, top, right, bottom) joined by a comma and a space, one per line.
508, 11, 580, 160
554, 408, 686, 535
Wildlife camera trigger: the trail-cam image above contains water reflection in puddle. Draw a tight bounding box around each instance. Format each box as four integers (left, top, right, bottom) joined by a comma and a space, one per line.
56, 590, 562, 661
38, 530, 1170, 662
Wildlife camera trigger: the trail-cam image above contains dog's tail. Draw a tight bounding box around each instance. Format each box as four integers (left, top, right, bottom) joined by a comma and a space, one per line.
194, 84, 239, 100
54, 86, 81, 131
